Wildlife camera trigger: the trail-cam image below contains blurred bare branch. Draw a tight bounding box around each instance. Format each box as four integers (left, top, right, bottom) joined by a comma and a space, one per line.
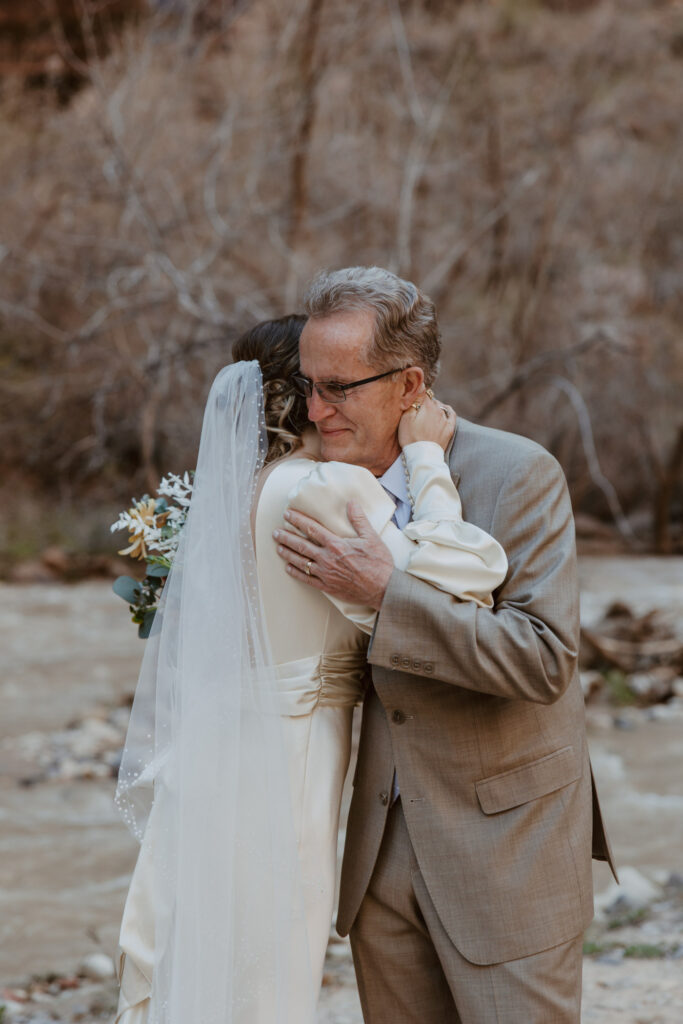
1, 0, 681, 554
549, 376, 637, 543
473, 330, 623, 415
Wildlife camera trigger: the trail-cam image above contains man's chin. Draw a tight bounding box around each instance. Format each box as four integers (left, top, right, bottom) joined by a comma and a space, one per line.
319, 432, 357, 465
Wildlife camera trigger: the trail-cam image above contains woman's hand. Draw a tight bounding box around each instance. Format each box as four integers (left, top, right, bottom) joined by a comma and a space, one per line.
398, 394, 456, 451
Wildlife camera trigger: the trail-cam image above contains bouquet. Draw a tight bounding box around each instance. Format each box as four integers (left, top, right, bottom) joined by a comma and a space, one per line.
110, 471, 193, 637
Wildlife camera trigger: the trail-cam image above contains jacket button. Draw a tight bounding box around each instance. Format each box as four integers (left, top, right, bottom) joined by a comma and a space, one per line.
412, 660, 422, 671
424, 662, 435, 675
379, 791, 389, 805
391, 709, 406, 724
390, 654, 400, 666
401, 656, 411, 668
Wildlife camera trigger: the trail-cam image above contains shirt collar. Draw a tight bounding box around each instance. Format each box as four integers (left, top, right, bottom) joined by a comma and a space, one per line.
377, 453, 409, 506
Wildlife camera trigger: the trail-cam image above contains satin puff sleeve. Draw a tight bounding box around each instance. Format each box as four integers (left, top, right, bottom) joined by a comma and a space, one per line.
399, 441, 508, 607
286, 445, 507, 616
286, 461, 403, 634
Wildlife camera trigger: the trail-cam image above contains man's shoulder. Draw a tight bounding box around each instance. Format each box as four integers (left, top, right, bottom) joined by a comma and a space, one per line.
449, 419, 571, 531
451, 418, 561, 479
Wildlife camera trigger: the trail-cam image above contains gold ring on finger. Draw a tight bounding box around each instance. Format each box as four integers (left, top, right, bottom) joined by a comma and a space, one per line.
305, 560, 313, 576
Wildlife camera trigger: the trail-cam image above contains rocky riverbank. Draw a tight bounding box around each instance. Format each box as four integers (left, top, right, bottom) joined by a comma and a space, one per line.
1, 558, 682, 1022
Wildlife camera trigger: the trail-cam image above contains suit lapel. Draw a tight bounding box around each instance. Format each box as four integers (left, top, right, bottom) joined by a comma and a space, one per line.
445, 416, 461, 488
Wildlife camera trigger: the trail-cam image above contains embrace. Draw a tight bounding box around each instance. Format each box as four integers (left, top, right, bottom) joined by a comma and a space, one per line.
114, 266, 616, 1023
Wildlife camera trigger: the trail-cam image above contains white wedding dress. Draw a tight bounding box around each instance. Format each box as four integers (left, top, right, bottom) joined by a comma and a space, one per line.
115, 441, 507, 1023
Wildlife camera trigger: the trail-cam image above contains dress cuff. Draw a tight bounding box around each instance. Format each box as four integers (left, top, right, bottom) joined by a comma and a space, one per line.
402, 443, 463, 521
401, 441, 446, 469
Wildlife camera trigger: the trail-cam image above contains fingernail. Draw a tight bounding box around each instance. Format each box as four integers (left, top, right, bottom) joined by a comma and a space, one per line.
284, 511, 291, 521
273, 530, 280, 539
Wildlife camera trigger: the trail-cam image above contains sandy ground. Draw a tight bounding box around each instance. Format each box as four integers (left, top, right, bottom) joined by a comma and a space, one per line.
1, 555, 682, 1022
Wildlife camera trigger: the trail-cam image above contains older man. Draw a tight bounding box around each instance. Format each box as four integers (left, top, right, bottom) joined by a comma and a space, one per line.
276, 266, 615, 1024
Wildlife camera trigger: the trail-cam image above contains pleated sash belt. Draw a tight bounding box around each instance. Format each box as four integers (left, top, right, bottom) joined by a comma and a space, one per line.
271, 650, 367, 716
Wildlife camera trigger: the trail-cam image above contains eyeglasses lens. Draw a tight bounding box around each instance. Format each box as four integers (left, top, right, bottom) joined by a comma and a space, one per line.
292, 376, 345, 403
316, 383, 345, 403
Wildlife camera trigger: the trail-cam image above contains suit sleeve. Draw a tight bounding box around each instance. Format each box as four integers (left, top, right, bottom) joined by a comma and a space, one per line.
368, 449, 580, 705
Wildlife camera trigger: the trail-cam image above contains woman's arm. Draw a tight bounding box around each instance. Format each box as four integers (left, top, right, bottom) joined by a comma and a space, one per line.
399, 440, 508, 607
285, 440, 507, 623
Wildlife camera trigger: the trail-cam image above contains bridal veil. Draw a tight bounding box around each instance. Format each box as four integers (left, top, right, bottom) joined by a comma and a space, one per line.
116, 361, 314, 1023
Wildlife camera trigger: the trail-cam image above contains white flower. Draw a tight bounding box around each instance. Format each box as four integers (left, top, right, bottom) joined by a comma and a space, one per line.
157, 471, 193, 507
111, 472, 194, 562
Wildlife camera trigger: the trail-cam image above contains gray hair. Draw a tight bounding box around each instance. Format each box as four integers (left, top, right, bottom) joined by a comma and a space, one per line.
303, 266, 441, 387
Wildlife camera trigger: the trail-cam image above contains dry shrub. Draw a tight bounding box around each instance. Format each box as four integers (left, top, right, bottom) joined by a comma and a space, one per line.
1, 0, 682, 557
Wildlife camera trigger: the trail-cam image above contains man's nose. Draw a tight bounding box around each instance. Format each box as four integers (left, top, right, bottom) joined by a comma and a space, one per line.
306, 390, 336, 422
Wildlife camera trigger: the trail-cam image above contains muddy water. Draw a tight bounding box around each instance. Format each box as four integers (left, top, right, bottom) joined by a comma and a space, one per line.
0, 583, 141, 983
1, 559, 682, 1004
588, 715, 683, 898
578, 556, 683, 896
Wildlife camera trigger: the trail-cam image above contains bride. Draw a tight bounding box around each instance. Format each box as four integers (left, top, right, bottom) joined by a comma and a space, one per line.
114, 314, 508, 1024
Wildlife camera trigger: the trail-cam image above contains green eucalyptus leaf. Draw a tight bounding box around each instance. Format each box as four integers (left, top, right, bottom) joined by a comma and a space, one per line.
138, 609, 157, 639
113, 576, 142, 604
146, 564, 169, 578
146, 555, 172, 569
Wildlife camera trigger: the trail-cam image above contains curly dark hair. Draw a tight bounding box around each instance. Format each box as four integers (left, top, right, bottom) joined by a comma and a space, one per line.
232, 314, 309, 464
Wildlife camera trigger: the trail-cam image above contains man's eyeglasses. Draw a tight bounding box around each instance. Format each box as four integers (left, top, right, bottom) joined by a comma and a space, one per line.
291, 365, 409, 404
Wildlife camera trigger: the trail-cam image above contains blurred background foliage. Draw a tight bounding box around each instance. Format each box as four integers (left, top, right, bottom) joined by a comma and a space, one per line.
1, 0, 682, 574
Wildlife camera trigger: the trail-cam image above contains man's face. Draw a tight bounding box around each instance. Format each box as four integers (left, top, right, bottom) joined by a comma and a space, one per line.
299, 309, 407, 476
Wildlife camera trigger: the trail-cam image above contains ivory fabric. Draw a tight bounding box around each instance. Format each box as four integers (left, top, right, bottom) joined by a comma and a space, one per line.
288, 441, 509, 623
338, 417, 617, 999
115, 445, 508, 1022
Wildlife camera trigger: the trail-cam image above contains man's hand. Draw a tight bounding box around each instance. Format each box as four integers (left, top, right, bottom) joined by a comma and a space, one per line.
273, 501, 394, 611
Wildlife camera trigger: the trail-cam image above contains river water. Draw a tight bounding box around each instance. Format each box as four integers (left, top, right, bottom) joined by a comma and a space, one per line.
1, 557, 682, 1019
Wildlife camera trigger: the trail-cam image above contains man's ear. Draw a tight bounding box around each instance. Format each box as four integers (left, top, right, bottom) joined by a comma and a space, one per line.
399, 366, 425, 410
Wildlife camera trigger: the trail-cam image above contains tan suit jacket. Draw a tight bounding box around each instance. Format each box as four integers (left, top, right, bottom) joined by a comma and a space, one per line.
337, 417, 616, 966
